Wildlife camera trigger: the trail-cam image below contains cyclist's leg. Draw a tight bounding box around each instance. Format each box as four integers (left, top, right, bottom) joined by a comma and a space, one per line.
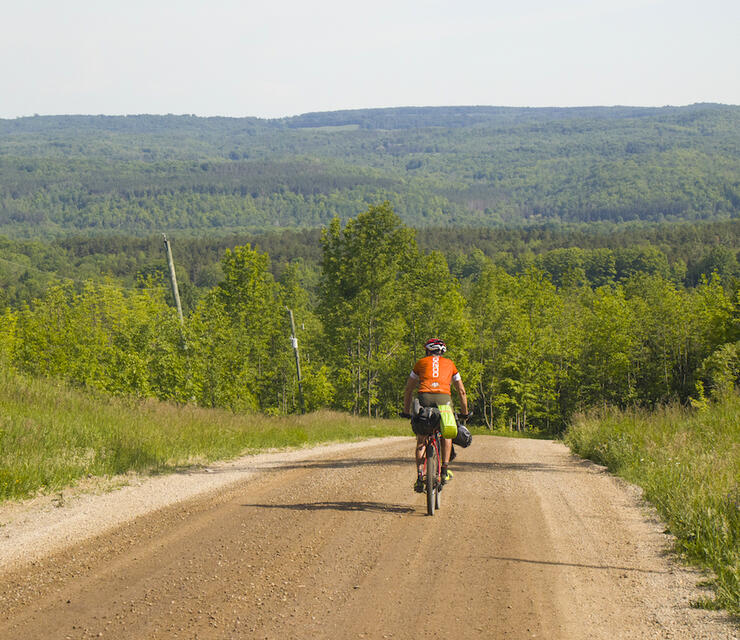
415, 434, 425, 473
413, 434, 426, 492
442, 437, 452, 464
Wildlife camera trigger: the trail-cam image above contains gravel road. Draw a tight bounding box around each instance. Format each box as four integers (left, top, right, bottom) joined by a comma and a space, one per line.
0, 436, 736, 639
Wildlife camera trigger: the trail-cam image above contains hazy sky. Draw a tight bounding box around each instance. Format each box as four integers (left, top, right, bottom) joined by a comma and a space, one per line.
2, 0, 738, 119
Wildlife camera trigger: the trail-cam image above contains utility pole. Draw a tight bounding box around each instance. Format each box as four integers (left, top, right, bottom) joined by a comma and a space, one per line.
286, 307, 306, 414
163, 234, 184, 326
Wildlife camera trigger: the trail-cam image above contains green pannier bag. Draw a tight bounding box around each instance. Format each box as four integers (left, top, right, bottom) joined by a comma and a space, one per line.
438, 404, 458, 439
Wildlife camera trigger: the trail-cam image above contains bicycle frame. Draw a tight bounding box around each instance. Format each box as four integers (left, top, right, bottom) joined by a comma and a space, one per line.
421, 427, 443, 515
422, 430, 442, 487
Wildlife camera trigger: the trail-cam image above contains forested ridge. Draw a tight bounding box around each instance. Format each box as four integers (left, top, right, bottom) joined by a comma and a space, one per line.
1, 104, 739, 234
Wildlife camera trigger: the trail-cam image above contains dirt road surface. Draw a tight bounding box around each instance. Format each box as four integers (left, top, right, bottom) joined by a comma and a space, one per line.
0, 436, 736, 639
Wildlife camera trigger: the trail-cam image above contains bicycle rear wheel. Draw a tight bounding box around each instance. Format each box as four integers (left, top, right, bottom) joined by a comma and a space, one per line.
426, 444, 437, 515
434, 434, 442, 510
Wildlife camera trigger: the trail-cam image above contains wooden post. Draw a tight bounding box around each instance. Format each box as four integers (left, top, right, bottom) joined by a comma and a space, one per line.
163, 234, 184, 326
286, 307, 306, 414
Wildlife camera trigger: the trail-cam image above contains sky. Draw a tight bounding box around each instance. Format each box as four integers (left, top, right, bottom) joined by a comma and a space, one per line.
2, 0, 738, 119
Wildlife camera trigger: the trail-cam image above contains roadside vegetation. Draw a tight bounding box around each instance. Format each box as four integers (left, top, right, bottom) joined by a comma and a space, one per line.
566, 394, 740, 614
0, 369, 406, 503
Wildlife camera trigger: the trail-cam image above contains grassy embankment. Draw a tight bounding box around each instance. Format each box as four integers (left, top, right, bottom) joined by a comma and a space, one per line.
566, 394, 739, 615
0, 370, 408, 503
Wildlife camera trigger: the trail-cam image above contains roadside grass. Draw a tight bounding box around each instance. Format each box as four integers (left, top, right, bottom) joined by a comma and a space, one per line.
0, 370, 408, 502
565, 394, 740, 615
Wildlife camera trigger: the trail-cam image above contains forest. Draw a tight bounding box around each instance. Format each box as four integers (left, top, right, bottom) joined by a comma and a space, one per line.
0, 218, 737, 309
0, 105, 738, 430
1, 104, 739, 235
0, 204, 736, 432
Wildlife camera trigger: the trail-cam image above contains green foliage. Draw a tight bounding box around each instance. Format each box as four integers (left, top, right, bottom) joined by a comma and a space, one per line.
577, 285, 639, 406
2, 204, 737, 432
698, 342, 740, 399
217, 244, 285, 406
183, 244, 310, 414
317, 203, 478, 416
301, 364, 335, 412
14, 282, 184, 398
471, 266, 563, 430
0, 217, 736, 314
185, 293, 257, 410
0, 308, 18, 368
319, 203, 416, 415
566, 396, 740, 614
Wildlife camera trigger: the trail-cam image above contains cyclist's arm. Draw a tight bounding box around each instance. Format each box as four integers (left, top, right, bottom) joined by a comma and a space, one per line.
453, 376, 468, 414
403, 374, 418, 414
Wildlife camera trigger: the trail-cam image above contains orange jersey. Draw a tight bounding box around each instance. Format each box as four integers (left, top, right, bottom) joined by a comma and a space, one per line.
410, 355, 460, 394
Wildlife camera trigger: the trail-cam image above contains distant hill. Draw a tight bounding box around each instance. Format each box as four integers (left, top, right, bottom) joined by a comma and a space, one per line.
281, 105, 697, 129
0, 104, 738, 235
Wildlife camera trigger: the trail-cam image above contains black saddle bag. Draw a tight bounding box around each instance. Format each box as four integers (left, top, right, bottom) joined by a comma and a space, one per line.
411, 406, 440, 435
453, 423, 472, 447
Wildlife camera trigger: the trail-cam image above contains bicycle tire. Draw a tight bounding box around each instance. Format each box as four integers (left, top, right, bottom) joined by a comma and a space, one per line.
434, 434, 442, 510
426, 443, 436, 515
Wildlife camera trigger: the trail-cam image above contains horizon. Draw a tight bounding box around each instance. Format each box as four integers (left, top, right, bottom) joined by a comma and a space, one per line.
2, 101, 737, 122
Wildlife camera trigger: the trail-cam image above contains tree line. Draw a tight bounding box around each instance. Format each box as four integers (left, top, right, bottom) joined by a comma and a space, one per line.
1, 219, 737, 311
0, 204, 736, 431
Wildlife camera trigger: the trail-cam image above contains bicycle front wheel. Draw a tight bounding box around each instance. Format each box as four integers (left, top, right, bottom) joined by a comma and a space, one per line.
426, 444, 437, 515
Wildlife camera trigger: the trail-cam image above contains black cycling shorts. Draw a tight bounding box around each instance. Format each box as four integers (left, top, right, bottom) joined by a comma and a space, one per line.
417, 392, 451, 408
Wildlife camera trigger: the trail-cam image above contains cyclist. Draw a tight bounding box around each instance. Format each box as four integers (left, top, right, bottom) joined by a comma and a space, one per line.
402, 338, 469, 493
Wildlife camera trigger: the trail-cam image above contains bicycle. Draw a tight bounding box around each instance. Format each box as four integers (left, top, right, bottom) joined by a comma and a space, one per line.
406, 399, 471, 516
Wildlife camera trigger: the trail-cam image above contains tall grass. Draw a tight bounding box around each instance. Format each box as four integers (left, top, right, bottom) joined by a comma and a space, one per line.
0, 370, 408, 502
566, 394, 740, 615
